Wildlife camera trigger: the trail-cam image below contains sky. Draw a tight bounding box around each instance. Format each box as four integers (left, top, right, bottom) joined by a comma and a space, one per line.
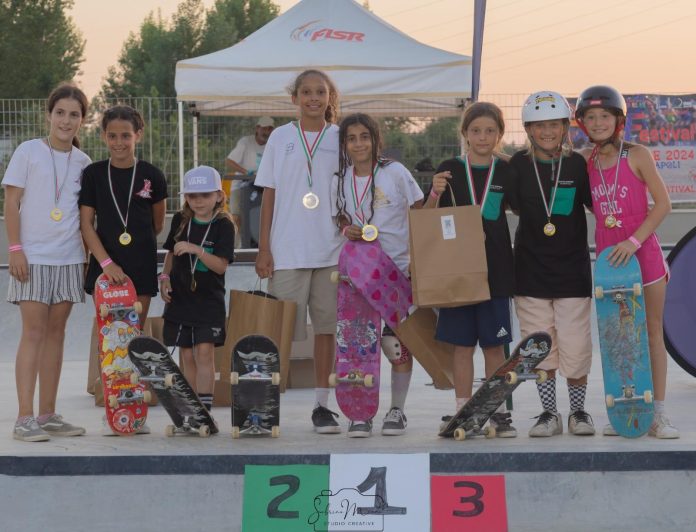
70, 0, 696, 99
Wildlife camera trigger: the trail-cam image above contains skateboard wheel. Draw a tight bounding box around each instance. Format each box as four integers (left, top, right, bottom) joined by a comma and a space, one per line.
108, 395, 119, 409
231, 426, 240, 439
595, 286, 604, 299
363, 374, 374, 387
330, 271, 340, 283
142, 390, 152, 404
453, 428, 466, 441
271, 426, 280, 438
505, 371, 518, 385
633, 283, 642, 296
328, 373, 337, 387
271, 372, 280, 386
164, 373, 176, 387
198, 425, 211, 438
606, 394, 615, 408
230, 372, 239, 385
133, 301, 143, 314
99, 304, 110, 319
485, 426, 497, 439
165, 425, 176, 437
644, 390, 653, 404
535, 370, 548, 384
129, 373, 140, 385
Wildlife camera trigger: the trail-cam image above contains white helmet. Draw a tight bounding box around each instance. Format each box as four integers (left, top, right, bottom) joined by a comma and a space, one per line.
522, 91, 572, 124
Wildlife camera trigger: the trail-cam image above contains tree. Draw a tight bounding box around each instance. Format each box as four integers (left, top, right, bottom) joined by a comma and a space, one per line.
0, 0, 85, 98
101, 0, 279, 99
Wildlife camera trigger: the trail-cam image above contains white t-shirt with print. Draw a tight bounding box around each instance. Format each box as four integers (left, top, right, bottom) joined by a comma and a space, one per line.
255, 122, 342, 270
331, 161, 423, 273
2, 138, 91, 265
227, 135, 266, 173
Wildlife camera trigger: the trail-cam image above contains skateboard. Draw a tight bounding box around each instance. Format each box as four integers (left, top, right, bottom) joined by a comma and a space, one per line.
94, 273, 148, 435
231, 334, 280, 438
439, 332, 552, 440
594, 247, 654, 438
128, 336, 218, 437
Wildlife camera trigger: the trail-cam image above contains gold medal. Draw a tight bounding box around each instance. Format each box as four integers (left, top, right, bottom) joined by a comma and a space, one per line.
190, 278, 197, 292
302, 192, 319, 209
50, 208, 63, 221
605, 214, 617, 228
361, 224, 379, 242
119, 232, 132, 246
543, 222, 556, 237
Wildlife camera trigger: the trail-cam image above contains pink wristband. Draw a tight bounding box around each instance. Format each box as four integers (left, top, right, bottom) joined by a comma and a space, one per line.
100, 258, 113, 268
629, 236, 642, 250
342, 226, 349, 237
429, 189, 440, 200
8, 244, 23, 252
158, 273, 170, 282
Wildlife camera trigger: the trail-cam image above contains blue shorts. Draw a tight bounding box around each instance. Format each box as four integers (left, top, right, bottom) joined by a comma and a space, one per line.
435, 297, 512, 347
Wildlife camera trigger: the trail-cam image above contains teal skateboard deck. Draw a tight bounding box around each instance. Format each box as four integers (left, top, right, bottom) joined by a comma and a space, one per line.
594, 248, 654, 438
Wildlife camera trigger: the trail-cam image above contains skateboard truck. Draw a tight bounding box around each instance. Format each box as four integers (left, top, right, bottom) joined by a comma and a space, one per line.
594, 283, 642, 299
504, 368, 548, 385
329, 371, 375, 388
131, 371, 177, 388
606, 385, 653, 408
231, 412, 280, 439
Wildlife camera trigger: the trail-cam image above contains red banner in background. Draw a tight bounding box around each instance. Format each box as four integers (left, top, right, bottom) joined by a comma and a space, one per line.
570, 94, 696, 203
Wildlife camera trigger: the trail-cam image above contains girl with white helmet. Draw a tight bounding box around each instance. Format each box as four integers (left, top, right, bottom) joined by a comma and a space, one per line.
508, 91, 595, 437
576, 85, 678, 438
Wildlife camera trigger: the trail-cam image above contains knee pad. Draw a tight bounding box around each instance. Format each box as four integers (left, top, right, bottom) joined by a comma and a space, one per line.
381, 333, 411, 366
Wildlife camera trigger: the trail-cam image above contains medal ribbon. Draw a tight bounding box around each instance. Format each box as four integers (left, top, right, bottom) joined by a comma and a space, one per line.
595, 138, 625, 219
350, 164, 379, 226
47, 138, 72, 207
295, 121, 330, 189
532, 154, 563, 221
461, 155, 496, 209
107, 158, 138, 233
187, 216, 215, 281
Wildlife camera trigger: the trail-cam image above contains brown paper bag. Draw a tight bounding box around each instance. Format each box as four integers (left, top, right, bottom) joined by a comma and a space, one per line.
396, 308, 454, 390
409, 198, 490, 308
219, 289, 297, 402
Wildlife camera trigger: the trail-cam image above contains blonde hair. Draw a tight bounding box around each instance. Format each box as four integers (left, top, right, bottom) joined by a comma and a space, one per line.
174, 190, 231, 241
460, 101, 505, 153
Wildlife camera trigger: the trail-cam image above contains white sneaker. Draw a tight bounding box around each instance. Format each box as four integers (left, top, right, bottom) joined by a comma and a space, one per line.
568, 410, 595, 436
603, 423, 619, 436
529, 410, 563, 437
649, 414, 680, 439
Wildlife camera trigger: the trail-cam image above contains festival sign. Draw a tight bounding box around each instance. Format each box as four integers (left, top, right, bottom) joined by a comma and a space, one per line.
570, 94, 696, 203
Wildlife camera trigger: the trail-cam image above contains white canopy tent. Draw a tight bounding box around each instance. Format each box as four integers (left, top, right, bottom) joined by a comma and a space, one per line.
174, 0, 472, 185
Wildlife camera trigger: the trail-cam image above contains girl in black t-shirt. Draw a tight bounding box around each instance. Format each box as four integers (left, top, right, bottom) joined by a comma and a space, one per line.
425, 102, 517, 438
508, 91, 595, 439
159, 166, 235, 413
80, 105, 168, 324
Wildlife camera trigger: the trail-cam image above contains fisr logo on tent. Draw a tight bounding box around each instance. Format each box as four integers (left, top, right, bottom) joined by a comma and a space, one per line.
291, 20, 365, 42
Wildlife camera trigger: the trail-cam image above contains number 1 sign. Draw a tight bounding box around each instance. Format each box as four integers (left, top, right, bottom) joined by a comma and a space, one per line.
328, 453, 430, 532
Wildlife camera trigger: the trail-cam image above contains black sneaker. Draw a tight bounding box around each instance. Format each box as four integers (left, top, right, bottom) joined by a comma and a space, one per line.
439, 415, 454, 432
568, 409, 595, 436
381, 407, 407, 436
347, 419, 373, 438
489, 412, 517, 438
311, 406, 341, 434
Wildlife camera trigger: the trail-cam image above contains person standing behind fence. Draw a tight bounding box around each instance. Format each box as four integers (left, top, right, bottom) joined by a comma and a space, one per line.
331, 113, 423, 438
575, 85, 678, 438
3, 84, 91, 442
159, 166, 235, 415
226, 116, 275, 247
80, 105, 168, 326
508, 91, 596, 438
255, 69, 343, 434
424, 102, 517, 437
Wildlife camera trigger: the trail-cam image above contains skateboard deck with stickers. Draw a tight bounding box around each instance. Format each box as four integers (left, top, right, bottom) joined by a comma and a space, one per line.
93, 273, 148, 435
594, 248, 654, 438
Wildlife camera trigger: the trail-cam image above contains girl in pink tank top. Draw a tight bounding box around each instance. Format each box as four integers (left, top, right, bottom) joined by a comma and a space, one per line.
575, 85, 679, 439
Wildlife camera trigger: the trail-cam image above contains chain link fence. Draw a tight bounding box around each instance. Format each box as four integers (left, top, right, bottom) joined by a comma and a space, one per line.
0, 95, 531, 213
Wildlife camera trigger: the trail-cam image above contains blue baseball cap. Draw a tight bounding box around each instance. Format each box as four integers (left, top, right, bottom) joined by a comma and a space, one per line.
182, 165, 222, 193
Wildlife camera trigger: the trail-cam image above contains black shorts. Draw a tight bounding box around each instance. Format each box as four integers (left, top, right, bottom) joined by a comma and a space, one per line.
162, 320, 226, 347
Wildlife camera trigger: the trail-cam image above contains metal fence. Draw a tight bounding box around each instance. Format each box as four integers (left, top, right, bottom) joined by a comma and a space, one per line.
0, 94, 531, 213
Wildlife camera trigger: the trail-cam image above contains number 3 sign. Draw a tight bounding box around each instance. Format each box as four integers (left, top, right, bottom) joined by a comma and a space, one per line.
430, 475, 508, 532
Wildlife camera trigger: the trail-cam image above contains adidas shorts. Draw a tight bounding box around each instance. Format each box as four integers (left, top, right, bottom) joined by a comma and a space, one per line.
435, 297, 512, 348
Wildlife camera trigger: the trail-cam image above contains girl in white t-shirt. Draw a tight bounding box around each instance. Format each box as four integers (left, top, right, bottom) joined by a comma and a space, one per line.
332, 113, 424, 437
255, 69, 344, 434
2, 84, 92, 442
